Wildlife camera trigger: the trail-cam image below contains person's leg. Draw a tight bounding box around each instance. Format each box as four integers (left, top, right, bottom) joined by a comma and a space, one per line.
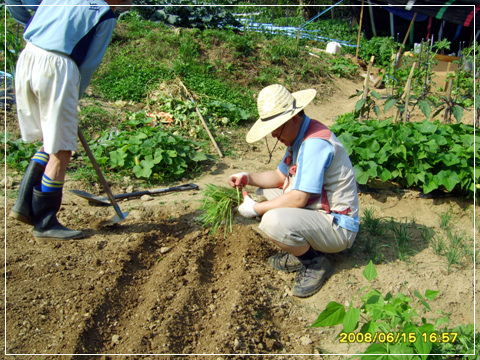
29, 47, 82, 240
260, 207, 352, 253
44, 150, 71, 183
9, 148, 49, 225
11, 46, 47, 225
31, 149, 83, 240
260, 208, 353, 297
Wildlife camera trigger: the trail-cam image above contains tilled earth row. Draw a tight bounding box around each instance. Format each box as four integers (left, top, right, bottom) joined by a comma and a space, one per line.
5, 194, 336, 359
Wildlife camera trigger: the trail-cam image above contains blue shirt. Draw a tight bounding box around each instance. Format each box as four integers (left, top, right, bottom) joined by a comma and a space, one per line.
23, 0, 116, 97
278, 116, 359, 232
278, 116, 335, 195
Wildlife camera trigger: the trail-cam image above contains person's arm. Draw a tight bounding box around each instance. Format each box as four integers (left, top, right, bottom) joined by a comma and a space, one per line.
252, 189, 310, 216
248, 169, 285, 189
238, 139, 335, 218
229, 168, 286, 189
6, 0, 41, 26
77, 17, 116, 98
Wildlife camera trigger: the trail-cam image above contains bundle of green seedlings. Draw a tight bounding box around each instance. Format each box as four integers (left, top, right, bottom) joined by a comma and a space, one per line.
198, 184, 242, 236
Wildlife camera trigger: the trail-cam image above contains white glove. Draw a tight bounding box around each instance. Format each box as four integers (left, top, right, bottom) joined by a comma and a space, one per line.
238, 191, 258, 218
229, 172, 249, 189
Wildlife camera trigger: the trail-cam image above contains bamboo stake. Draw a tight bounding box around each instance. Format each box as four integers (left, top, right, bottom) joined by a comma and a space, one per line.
402, 12, 417, 48
444, 62, 452, 91
355, 0, 365, 62
395, 12, 417, 68
402, 62, 417, 123
363, 56, 375, 101
444, 78, 453, 123
179, 80, 224, 158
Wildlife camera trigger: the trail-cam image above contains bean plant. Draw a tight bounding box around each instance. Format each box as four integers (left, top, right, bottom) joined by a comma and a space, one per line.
331, 114, 476, 198
312, 261, 478, 359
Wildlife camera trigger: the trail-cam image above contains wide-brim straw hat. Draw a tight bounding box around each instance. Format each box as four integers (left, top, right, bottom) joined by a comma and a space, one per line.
246, 84, 316, 143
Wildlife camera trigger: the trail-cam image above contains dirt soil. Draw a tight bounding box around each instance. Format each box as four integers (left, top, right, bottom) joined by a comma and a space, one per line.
2, 76, 478, 359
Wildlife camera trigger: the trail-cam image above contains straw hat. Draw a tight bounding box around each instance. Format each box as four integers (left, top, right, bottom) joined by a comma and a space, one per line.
246, 84, 316, 143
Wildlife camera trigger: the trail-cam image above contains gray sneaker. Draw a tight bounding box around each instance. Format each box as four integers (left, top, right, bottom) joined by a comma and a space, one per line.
268, 252, 303, 273
292, 255, 334, 298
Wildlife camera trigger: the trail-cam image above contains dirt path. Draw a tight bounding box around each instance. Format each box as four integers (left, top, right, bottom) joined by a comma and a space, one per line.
2, 76, 478, 359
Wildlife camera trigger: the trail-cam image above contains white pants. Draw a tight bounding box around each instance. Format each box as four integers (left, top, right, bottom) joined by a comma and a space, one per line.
257, 188, 357, 253
15, 42, 80, 154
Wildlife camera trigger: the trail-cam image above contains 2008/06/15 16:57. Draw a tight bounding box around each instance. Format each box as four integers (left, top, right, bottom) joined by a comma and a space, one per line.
339, 331, 459, 344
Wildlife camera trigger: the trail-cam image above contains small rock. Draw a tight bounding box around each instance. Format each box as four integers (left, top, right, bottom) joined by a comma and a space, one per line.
233, 338, 241, 350
265, 338, 275, 349
300, 335, 312, 345
1, 176, 14, 189
160, 247, 171, 254
140, 194, 154, 201
111, 334, 121, 345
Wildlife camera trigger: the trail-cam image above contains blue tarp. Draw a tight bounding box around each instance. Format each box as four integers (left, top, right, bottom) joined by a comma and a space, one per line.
239, 19, 356, 47
382, 6, 428, 22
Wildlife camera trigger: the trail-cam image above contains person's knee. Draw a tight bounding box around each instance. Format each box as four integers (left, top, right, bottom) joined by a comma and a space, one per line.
260, 209, 283, 230
260, 210, 308, 247
50, 150, 72, 164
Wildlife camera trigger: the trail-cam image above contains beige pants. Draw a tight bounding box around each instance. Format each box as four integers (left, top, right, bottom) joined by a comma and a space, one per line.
256, 188, 357, 253
15, 42, 80, 154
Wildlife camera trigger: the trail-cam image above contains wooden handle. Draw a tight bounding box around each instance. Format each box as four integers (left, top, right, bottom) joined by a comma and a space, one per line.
77, 127, 125, 219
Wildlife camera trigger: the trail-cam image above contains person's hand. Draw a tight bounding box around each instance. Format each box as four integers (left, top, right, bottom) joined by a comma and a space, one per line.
237, 191, 258, 218
229, 172, 249, 189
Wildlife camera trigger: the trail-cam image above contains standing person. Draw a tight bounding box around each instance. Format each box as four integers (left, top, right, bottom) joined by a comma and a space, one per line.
229, 84, 360, 298
9, 0, 128, 240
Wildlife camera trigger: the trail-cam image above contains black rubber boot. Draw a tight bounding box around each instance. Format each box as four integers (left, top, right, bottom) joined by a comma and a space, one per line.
10, 160, 45, 225
32, 186, 83, 240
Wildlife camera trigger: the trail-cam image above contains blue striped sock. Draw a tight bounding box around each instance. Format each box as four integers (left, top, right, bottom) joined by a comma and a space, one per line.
41, 174, 64, 193
32, 151, 49, 166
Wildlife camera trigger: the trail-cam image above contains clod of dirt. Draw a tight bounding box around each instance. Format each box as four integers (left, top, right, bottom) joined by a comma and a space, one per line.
92, 218, 119, 230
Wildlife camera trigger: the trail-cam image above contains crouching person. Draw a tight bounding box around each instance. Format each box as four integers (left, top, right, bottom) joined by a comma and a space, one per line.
229, 84, 360, 298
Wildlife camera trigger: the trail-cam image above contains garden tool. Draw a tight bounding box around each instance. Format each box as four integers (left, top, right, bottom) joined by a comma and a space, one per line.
69, 183, 199, 205
77, 127, 128, 224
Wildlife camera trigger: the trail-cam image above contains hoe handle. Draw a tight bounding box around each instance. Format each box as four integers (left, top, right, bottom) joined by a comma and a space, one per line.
77, 127, 126, 220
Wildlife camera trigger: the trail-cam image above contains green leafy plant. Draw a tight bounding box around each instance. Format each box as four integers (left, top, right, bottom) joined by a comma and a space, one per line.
84, 112, 208, 182
198, 184, 241, 236
430, 92, 466, 124
1, 132, 42, 171
327, 56, 359, 79
131, 0, 241, 29
1, 21, 24, 75
358, 36, 398, 68
432, 38, 451, 55
312, 261, 478, 359
351, 89, 382, 120
380, 40, 473, 124
331, 116, 476, 198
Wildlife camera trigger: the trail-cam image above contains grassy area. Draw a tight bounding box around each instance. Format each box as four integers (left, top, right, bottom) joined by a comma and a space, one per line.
3, 14, 353, 186
92, 16, 336, 111
352, 206, 476, 272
